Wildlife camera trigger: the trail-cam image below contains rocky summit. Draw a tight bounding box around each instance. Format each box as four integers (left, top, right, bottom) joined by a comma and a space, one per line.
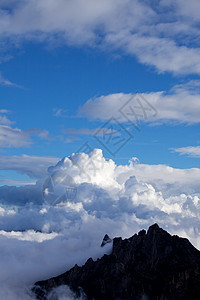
33, 224, 200, 299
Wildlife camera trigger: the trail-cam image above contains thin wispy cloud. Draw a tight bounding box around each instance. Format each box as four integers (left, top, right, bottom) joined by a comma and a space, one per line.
173, 146, 200, 157
0, 73, 22, 88
24, 128, 55, 141
0, 155, 60, 179
0, 125, 32, 148
53, 108, 69, 118
0, 111, 59, 148
0, 179, 36, 186
0, 109, 11, 114
63, 128, 120, 136
0, 125, 57, 149
65, 136, 81, 143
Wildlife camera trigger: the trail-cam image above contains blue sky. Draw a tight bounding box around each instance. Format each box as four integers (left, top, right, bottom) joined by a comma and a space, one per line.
1, 2, 200, 296
0, 0, 200, 185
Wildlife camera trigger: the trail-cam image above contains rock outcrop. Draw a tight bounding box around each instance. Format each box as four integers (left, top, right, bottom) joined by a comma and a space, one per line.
101, 234, 112, 247
33, 224, 200, 299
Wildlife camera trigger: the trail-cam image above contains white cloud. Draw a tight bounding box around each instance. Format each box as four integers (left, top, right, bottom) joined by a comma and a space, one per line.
0, 72, 22, 88
24, 128, 54, 141
53, 108, 69, 118
0, 110, 13, 125
0, 124, 55, 148
0, 125, 32, 148
47, 285, 85, 300
0, 115, 13, 125
0, 0, 200, 74
0, 149, 200, 299
0, 109, 11, 114
0, 111, 30, 146
0, 154, 60, 178
173, 145, 200, 157
0, 179, 36, 186
0, 229, 58, 242
163, 0, 200, 23
78, 81, 200, 124
65, 136, 81, 143
63, 128, 102, 135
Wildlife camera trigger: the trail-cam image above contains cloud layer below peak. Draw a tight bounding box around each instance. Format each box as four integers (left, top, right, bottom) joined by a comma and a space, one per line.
0, 149, 200, 298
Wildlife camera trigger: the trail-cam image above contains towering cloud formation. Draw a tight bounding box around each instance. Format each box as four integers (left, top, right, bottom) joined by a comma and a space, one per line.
0, 149, 200, 299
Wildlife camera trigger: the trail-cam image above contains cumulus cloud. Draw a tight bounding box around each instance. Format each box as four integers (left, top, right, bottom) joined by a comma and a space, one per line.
0, 0, 200, 74
78, 81, 200, 124
0, 149, 200, 299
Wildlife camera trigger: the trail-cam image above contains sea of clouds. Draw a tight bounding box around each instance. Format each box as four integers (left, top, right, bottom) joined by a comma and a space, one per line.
0, 149, 200, 299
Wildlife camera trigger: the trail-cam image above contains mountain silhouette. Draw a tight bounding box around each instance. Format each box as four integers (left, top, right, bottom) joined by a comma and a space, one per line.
33, 224, 200, 299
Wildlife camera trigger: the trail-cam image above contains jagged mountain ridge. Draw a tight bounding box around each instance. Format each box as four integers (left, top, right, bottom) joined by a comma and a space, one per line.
33, 224, 200, 299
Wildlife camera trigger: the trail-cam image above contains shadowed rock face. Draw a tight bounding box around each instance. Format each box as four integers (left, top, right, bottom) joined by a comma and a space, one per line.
101, 234, 112, 247
33, 224, 200, 300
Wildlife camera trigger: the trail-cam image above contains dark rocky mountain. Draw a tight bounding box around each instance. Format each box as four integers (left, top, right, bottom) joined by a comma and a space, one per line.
100, 234, 112, 247
33, 224, 200, 299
